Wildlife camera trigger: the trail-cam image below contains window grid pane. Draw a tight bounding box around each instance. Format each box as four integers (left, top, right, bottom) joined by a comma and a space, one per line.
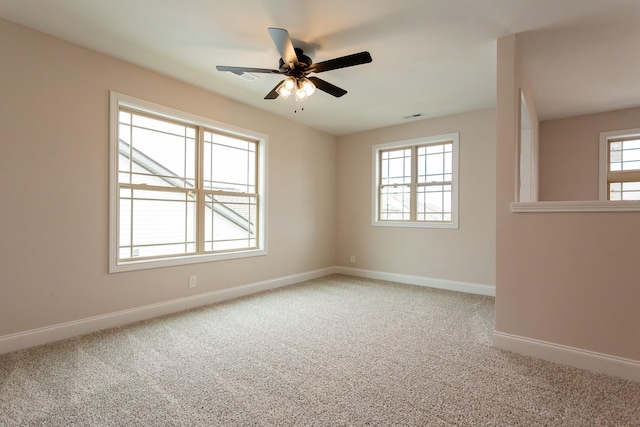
417, 143, 452, 184
117, 106, 260, 263
417, 184, 452, 221
204, 194, 258, 252
119, 110, 196, 189
379, 141, 453, 223
379, 185, 411, 220
380, 148, 411, 186
203, 132, 257, 193
608, 136, 640, 200
609, 138, 640, 172
609, 181, 640, 201
119, 188, 196, 259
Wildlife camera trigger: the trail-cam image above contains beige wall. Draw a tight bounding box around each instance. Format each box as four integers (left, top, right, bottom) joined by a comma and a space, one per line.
336, 109, 496, 286
495, 34, 640, 361
539, 106, 640, 201
0, 19, 337, 336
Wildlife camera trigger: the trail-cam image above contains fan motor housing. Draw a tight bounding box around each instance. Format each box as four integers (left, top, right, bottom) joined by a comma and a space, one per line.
279, 48, 312, 72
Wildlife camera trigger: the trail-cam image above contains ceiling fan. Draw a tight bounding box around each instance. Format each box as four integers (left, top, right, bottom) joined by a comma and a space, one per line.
216, 28, 372, 101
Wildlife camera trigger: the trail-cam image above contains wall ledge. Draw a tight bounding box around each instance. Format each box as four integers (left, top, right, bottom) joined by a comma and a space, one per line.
512, 200, 640, 213
493, 331, 640, 383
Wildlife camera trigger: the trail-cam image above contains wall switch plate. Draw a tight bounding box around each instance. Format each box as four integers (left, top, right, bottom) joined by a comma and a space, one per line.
188, 276, 197, 288
350, 255, 356, 264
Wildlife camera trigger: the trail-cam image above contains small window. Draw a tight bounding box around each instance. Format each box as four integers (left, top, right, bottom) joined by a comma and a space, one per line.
110, 92, 267, 272
372, 133, 459, 228
599, 129, 640, 201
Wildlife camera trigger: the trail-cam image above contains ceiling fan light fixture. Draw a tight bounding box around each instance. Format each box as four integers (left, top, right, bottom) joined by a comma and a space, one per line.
283, 77, 296, 90
300, 77, 316, 96
277, 87, 291, 99
277, 77, 296, 98
295, 86, 308, 102
217, 28, 372, 102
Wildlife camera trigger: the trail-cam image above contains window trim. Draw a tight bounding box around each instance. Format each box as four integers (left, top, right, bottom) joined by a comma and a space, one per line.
599, 128, 640, 201
371, 133, 459, 229
109, 91, 268, 273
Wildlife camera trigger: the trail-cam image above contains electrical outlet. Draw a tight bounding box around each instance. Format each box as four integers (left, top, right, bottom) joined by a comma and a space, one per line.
350, 255, 356, 264
188, 276, 197, 289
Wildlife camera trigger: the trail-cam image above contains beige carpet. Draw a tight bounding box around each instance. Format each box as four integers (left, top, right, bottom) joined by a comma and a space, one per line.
1, 274, 639, 426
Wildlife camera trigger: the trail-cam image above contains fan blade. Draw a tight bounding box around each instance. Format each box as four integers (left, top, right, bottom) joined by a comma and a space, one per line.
216, 65, 281, 74
268, 27, 299, 69
308, 77, 347, 98
308, 51, 372, 73
264, 81, 284, 99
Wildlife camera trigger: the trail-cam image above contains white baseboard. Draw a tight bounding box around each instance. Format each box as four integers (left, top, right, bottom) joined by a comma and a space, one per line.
0, 266, 492, 356
493, 331, 640, 383
7, 267, 636, 383
0, 267, 336, 355
335, 266, 495, 296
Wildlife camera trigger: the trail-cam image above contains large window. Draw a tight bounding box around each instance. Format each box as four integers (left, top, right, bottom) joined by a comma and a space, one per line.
372, 133, 459, 228
110, 92, 266, 272
599, 128, 640, 201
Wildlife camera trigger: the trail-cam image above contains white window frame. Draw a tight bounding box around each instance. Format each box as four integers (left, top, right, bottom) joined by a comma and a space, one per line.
109, 91, 267, 273
599, 128, 640, 201
372, 133, 459, 229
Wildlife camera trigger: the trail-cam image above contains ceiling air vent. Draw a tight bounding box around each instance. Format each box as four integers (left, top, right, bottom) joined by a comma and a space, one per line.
402, 113, 425, 120
232, 72, 258, 81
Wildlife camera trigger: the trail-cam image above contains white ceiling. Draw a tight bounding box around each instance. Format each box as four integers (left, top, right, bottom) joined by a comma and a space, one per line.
1, 0, 639, 136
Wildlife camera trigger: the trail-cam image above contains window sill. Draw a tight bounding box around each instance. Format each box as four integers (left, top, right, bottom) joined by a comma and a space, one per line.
110, 249, 267, 273
511, 200, 640, 213
372, 220, 458, 229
